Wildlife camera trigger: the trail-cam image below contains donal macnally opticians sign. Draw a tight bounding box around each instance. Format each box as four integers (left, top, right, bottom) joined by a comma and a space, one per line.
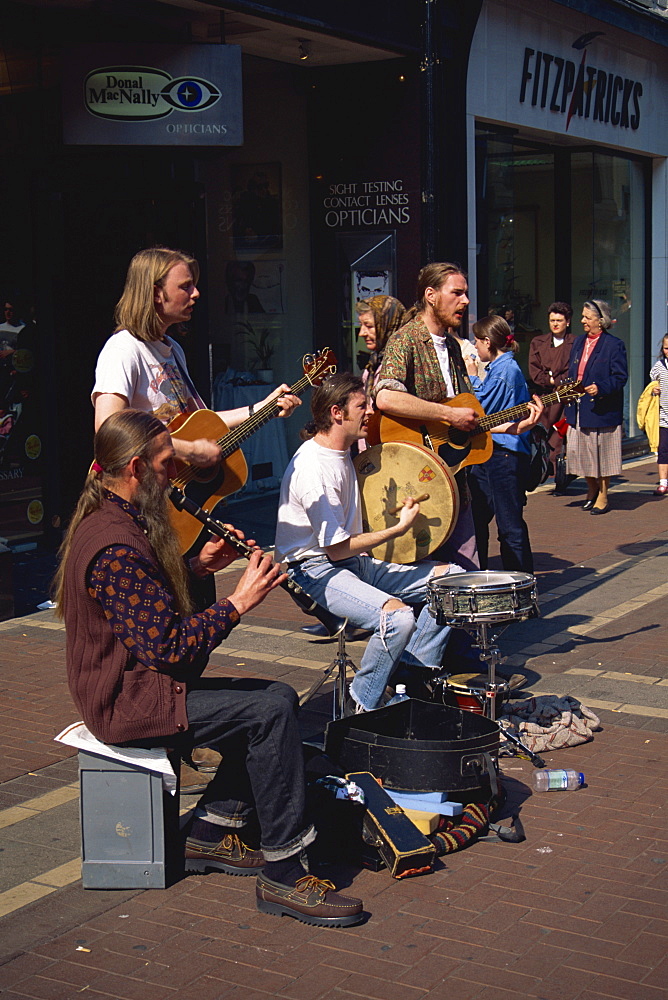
63, 44, 242, 146
84, 67, 221, 121
519, 32, 643, 132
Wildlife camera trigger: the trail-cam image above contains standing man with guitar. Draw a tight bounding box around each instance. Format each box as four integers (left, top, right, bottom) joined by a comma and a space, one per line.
375, 262, 542, 569
92, 246, 301, 469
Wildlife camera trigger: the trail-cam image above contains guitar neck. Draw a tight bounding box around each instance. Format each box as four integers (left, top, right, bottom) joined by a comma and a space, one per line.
478, 388, 569, 431
217, 373, 312, 460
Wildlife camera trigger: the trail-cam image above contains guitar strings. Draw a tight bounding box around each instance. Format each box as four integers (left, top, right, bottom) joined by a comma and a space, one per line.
169, 370, 318, 490
477, 382, 581, 432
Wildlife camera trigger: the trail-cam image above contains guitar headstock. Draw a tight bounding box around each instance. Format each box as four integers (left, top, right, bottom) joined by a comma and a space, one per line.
556, 379, 585, 402
303, 347, 337, 387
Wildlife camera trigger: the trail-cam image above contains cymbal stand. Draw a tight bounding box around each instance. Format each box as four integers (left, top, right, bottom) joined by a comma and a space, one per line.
298, 619, 357, 720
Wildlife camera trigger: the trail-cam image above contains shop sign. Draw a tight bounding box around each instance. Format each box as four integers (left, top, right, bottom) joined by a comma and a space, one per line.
322, 179, 411, 229
62, 44, 242, 146
468, 0, 667, 155
519, 36, 643, 132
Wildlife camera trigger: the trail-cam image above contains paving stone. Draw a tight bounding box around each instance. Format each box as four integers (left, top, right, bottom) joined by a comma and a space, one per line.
2, 460, 668, 999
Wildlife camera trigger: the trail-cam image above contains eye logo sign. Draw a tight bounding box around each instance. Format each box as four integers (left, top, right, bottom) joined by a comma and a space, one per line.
85, 65, 221, 121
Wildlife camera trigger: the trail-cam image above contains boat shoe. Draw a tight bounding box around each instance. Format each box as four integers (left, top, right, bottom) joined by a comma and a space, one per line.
185, 833, 264, 875
256, 873, 364, 927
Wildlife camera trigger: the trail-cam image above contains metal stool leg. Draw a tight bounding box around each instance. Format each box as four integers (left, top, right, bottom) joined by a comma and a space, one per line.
298, 620, 357, 720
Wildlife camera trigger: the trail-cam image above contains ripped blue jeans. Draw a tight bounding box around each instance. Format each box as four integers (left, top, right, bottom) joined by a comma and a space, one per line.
290, 555, 455, 711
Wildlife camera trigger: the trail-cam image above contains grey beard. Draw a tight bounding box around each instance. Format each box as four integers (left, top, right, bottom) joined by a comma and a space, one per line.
134, 470, 193, 616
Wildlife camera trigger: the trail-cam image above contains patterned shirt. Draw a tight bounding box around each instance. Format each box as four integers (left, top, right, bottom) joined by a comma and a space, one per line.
374, 314, 473, 403
86, 491, 239, 676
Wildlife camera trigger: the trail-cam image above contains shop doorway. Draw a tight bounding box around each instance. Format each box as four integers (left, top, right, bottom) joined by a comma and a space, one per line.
475, 128, 647, 435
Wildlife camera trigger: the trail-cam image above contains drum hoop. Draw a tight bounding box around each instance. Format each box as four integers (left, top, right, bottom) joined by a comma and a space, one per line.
429, 573, 535, 598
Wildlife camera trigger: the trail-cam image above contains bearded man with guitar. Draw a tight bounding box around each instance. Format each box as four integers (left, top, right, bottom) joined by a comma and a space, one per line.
374, 262, 543, 569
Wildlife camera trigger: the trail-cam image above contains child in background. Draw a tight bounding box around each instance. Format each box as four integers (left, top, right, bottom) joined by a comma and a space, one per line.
649, 334, 668, 495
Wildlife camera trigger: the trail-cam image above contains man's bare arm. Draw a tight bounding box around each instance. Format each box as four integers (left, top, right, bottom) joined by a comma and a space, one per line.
375, 388, 478, 432
324, 498, 421, 561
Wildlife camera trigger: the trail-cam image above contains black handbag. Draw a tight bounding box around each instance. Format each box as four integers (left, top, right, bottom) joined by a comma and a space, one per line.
524, 424, 550, 492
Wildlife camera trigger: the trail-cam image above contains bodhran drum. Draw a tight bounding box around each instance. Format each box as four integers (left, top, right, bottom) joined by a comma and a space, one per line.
428, 570, 538, 627
431, 672, 509, 717
353, 441, 460, 564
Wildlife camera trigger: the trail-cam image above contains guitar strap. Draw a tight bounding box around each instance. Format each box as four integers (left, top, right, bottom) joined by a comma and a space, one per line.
150, 339, 204, 414
445, 334, 474, 395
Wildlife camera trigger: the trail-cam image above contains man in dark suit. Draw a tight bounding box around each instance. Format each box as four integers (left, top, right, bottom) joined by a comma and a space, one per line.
528, 301, 575, 490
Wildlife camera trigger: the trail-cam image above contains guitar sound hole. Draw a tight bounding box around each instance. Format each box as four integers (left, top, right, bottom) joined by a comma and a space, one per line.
449, 428, 469, 447
192, 468, 218, 485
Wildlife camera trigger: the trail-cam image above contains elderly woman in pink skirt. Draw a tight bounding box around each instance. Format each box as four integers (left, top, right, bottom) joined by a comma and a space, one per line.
563, 299, 628, 515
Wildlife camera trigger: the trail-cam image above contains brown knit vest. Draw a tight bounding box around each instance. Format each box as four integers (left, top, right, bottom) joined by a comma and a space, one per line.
63, 500, 188, 744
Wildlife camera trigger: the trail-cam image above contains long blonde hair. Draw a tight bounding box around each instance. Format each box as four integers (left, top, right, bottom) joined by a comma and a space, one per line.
114, 246, 199, 343
53, 409, 192, 618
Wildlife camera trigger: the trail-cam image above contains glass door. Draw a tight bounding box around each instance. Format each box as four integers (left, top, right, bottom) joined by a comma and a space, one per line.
571, 151, 646, 435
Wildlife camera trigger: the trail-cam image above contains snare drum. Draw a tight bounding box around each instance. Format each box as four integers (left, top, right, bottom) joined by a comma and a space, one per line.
428, 571, 538, 626
431, 673, 509, 716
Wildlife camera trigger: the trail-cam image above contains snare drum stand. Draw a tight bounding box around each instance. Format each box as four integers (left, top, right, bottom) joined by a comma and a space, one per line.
465, 621, 545, 768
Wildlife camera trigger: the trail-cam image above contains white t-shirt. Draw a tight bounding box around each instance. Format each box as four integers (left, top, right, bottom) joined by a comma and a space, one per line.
92, 329, 204, 426
431, 334, 456, 397
275, 437, 363, 563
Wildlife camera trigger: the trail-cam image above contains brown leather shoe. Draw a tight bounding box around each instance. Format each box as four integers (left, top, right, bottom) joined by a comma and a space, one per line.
256, 873, 364, 927
189, 747, 222, 772
185, 833, 265, 876
179, 761, 213, 796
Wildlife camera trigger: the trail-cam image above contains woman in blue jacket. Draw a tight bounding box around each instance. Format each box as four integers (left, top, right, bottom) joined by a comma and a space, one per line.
465, 314, 535, 574
564, 300, 628, 515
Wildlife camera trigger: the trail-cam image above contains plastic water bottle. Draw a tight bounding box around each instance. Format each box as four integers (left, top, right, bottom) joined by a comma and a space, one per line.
386, 684, 410, 706
532, 769, 585, 792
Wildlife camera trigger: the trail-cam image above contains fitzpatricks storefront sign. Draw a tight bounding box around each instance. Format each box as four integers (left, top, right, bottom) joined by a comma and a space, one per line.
468, 0, 666, 156
519, 35, 643, 132
62, 44, 242, 146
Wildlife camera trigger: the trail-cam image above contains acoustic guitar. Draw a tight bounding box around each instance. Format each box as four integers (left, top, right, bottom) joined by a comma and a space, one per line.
375, 380, 584, 474
168, 348, 337, 554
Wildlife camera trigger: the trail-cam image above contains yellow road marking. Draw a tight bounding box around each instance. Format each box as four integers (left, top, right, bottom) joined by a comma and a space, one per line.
32, 859, 82, 887
0, 881, 59, 919
0, 783, 79, 830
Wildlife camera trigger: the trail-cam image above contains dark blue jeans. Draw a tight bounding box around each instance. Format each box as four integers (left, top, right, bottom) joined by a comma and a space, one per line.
176, 678, 315, 861
469, 446, 533, 574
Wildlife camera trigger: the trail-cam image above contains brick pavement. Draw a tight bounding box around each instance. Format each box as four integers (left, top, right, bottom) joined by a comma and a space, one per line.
0, 458, 667, 999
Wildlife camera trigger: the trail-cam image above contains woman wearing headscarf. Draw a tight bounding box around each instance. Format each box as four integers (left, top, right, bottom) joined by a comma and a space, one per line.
563, 299, 628, 515
356, 294, 409, 400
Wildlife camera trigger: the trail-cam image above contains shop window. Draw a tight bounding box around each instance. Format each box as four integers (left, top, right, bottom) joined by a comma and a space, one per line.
571, 152, 645, 435
475, 132, 555, 373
